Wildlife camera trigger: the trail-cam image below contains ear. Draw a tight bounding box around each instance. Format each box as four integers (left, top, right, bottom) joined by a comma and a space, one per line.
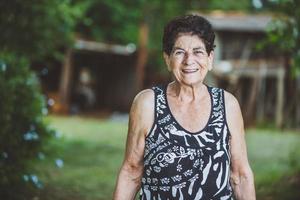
207, 51, 214, 71
163, 53, 171, 71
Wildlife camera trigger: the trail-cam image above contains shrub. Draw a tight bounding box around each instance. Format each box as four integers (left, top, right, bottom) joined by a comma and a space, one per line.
0, 52, 53, 199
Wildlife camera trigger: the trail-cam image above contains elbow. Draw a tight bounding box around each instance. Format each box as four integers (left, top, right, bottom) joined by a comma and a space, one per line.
231, 167, 256, 200
113, 162, 143, 200
122, 158, 144, 173
231, 168, 254, 186
120, 161, 144, 183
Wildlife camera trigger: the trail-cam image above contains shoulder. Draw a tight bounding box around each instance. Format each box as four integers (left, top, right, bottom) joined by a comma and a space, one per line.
131, 89, 154, 111
222, 89, 244, 133
223, 90, 240, 113
129, 89, 155, 135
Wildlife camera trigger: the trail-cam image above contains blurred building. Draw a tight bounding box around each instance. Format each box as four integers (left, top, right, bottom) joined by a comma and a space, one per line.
37, 39, 139, 116
38, 23, 150, 115
37, 11, 292, 127
191, 11, 285, 127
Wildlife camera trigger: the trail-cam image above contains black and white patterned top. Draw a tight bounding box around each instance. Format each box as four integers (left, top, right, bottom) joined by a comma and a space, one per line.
139, 84, 233, 200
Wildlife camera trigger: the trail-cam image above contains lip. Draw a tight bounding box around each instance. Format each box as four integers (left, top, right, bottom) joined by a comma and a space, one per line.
181, 68, 199, 73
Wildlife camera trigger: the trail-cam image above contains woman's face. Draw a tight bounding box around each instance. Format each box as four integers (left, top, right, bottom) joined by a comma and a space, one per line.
164, 34, 214, 86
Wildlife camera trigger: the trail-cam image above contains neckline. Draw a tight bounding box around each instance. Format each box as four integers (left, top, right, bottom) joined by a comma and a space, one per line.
164, 83, 214, 135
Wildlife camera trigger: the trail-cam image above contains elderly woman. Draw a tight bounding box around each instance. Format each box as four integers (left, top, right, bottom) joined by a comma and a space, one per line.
113, 15, 255, 200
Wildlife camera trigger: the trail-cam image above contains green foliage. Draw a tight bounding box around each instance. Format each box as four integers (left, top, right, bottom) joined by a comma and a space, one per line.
261, 0, 300, 76
0, 53, 54, 198
191, 0, 253, 11
73, 0, 198, 73
73, 0, 253, 46
0, 0, 254, 73
74, 0, 144, 44
0, 0, 84, 60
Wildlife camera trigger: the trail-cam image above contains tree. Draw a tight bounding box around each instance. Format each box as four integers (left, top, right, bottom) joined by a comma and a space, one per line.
0, 1, 82, 198
0, 52, 54, 198
0, 0, 84, 60
257, 0, 300, 127
259, 0, 300, 75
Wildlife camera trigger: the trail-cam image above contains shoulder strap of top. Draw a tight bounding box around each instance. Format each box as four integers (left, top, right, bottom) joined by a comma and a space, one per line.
210, 87, 225, 123
151, 85, 168, 121
221, 88, 229, 128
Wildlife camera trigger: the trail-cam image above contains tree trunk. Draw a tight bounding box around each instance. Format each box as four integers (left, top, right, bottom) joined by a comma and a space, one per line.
135, 22, 149, 92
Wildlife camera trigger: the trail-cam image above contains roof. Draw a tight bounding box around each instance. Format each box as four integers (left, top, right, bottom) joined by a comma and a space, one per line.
190, 11, 274, 32
74, 39, 136, 55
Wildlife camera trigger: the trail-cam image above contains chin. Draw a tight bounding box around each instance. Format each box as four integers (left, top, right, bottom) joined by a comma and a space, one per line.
181, 79, 203, 86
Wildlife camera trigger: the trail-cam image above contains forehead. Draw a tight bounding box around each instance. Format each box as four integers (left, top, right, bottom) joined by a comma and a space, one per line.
174, 34, 205, 49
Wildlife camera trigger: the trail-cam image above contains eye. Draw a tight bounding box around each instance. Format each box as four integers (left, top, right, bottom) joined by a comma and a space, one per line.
174, 50, 184, 56
194, 50, 205, 55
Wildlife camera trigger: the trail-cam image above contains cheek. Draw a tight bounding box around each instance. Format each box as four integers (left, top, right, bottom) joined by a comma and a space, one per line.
196, 58, 209, 68
170, 60, 181, 70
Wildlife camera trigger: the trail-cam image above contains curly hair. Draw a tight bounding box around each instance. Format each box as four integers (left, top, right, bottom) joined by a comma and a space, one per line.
162, 14, 216, 56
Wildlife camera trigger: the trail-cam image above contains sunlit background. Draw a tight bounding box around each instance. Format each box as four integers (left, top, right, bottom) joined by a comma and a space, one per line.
0, 0, 300, 199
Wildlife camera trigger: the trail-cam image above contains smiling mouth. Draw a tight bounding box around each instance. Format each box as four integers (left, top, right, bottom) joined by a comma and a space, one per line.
181, 69, 199, 73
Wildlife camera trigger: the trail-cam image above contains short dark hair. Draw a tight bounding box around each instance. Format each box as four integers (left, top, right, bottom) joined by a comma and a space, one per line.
162, 14, 216, 56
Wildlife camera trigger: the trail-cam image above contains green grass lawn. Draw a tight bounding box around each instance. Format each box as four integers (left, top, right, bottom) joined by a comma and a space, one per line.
246, 129, 300, 200
32, 115, 300, 200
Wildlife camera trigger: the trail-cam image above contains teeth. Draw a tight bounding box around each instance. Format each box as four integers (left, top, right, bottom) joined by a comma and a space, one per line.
182, 69, 198, 73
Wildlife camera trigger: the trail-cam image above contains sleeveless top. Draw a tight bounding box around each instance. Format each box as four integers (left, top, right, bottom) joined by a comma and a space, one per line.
139, 84, 233, 200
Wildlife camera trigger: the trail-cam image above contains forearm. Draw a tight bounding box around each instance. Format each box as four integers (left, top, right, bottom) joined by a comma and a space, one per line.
113, 165, 143, 200
231, 171, 256, 200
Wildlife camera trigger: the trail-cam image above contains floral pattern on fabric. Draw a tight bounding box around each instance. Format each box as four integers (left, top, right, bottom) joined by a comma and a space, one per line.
140, 85, 233, 200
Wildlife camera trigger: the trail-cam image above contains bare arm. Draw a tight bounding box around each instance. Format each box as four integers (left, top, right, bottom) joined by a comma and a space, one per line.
113, 89, 154, 200
225, 91, 256, 200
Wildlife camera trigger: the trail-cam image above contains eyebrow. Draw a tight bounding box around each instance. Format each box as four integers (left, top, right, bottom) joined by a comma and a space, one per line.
193, 47, 206, 51
173, 46, 206, 51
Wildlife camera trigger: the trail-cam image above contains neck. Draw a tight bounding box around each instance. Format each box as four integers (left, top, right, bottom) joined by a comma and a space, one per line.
169, 81, 207, 103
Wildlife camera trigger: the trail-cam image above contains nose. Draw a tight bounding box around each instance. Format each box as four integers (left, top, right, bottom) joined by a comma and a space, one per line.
183, 52, 195, 65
